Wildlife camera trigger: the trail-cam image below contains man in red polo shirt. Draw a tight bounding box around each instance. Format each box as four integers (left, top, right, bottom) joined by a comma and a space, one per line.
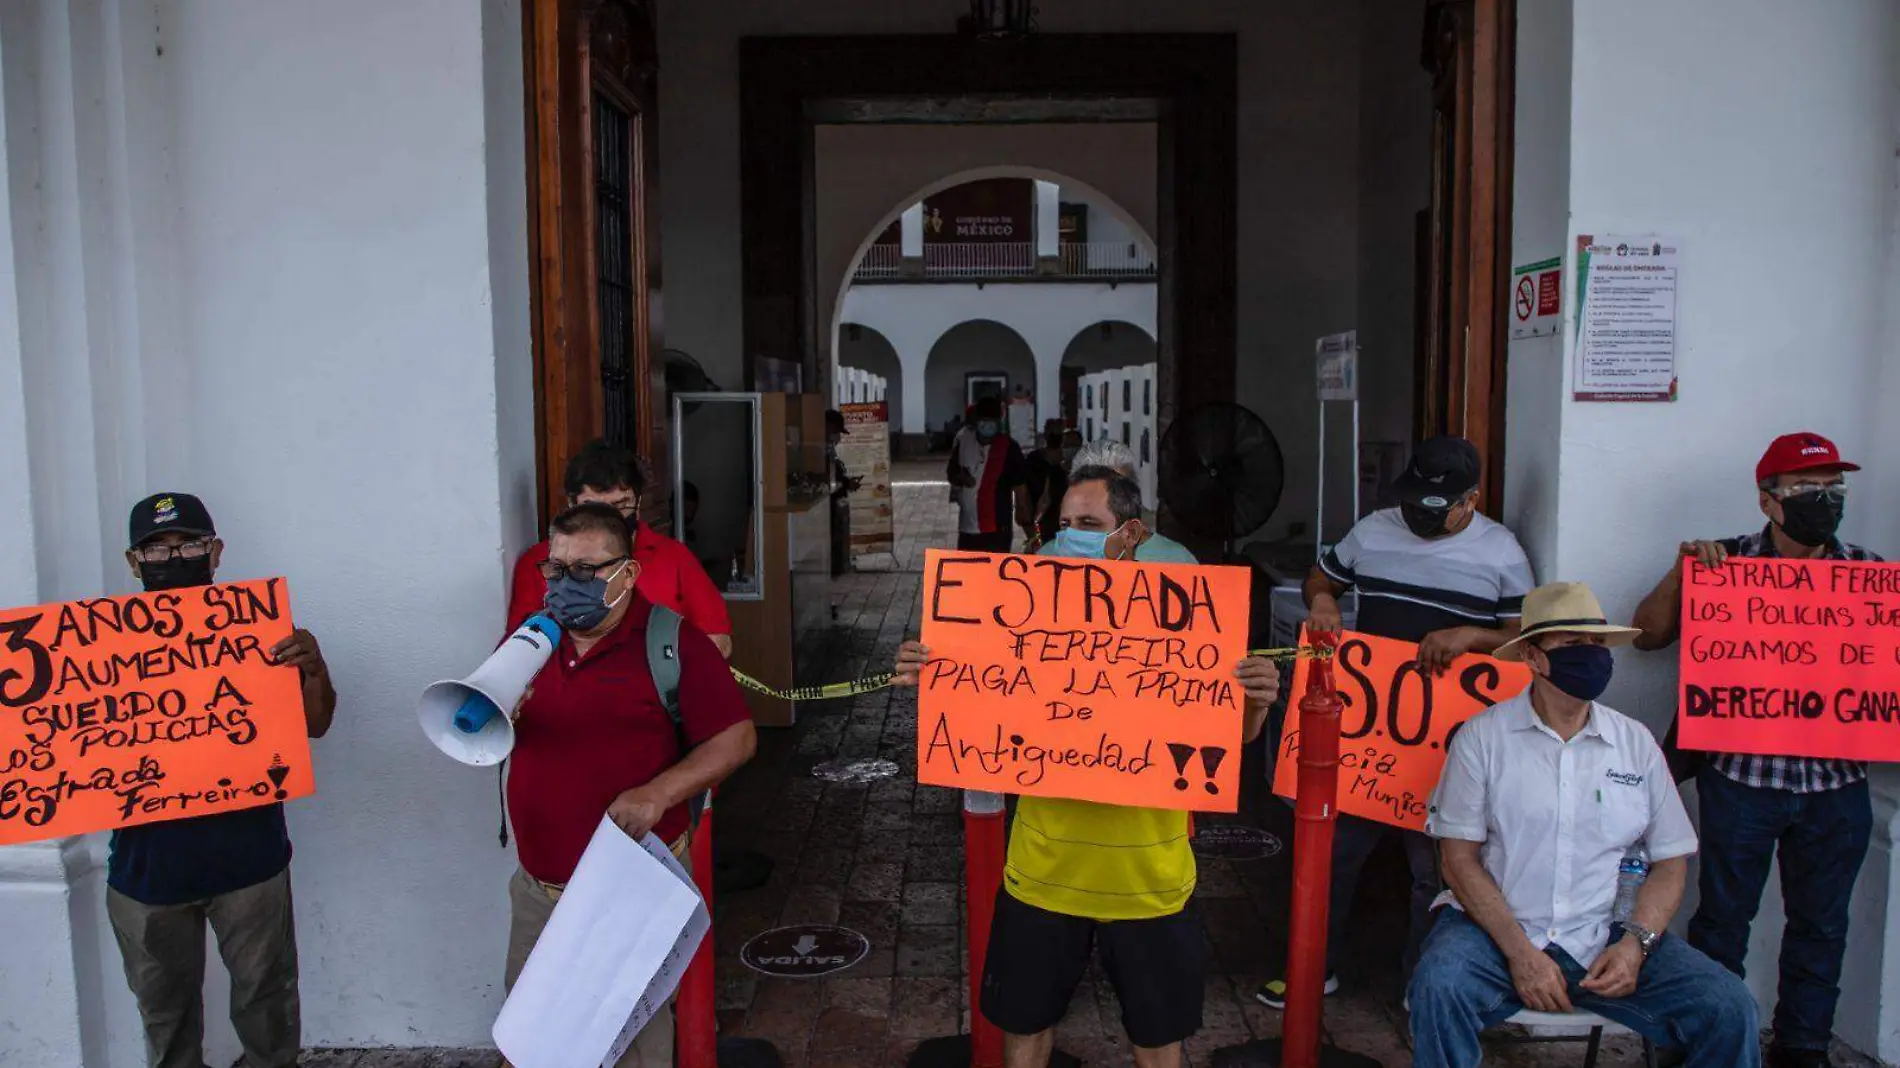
509, 439, 733, 657
504, 503, 756, 1068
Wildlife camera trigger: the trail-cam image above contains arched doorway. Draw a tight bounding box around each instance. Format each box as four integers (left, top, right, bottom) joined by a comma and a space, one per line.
923, 320, 1037, 450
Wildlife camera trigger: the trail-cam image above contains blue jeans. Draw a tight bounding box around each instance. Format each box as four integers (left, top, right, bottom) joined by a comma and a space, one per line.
1408, 908, 1759, 1068
1688, 767, 1872, 1051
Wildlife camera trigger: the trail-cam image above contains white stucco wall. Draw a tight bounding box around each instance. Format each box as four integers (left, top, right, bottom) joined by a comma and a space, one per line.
0, 2, 535, 1063
840, 282, 1158, 436
1506, 0, 1900, 1057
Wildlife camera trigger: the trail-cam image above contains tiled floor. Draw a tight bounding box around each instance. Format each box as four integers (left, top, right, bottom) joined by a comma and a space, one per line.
315, 464, 1881, 1067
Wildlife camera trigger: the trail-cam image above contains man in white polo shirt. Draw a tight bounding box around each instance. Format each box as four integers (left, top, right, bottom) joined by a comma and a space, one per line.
1408, 583, 1758, 1068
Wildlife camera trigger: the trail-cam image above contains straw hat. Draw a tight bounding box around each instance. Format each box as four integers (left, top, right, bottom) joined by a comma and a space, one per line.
1494, 582, 1642, 661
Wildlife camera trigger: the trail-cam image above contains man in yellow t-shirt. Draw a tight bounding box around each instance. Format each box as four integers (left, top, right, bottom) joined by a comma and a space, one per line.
897, 466, 1280, 1068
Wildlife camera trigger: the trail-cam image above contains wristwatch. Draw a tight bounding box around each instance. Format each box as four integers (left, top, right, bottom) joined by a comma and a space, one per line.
1622, 922, 1662, 957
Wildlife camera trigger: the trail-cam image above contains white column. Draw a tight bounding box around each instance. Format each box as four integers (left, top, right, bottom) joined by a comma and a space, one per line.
900, 202, 925, 259
1034, 179, 1060, 259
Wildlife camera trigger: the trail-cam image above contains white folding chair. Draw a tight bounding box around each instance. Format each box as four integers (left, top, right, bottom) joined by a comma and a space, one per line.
1490, 1008, 1660, 1068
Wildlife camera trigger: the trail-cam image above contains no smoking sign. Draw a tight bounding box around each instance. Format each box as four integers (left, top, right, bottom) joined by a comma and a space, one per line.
1510, 257, 1562, 339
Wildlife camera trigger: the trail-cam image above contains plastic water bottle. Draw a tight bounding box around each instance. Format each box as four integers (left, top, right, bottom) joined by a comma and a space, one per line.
1613, 846, 1649, 923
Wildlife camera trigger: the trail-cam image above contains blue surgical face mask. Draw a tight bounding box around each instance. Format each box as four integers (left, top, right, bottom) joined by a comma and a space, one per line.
976, 419, 1000, 441
1539, 643, 1614, 702
545, 562, 629, 632
1050, 523, 1131, 561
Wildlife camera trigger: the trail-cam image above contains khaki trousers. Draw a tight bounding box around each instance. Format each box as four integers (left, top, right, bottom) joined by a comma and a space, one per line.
505, 837, 691, 1068
106, 869, 301, 1068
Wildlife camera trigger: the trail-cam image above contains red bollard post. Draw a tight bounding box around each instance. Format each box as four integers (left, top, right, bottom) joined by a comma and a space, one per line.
961, 790, 1007, 1068
911, 790, 1079, 1068
1208, 633, 1378, 1068
678, 788, 719, 1068
1280, 634, 1344, 1067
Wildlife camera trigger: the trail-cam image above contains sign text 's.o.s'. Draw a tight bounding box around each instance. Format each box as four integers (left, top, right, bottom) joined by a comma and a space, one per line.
1271, 630, 1530, 831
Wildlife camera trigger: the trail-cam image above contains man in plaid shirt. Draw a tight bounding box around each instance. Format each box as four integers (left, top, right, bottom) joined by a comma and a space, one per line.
1631, 432, 1878, 1068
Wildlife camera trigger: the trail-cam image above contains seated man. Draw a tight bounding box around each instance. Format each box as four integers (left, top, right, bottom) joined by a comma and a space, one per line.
896, 467, 1281, 1068
1409, 582, 1759, 1068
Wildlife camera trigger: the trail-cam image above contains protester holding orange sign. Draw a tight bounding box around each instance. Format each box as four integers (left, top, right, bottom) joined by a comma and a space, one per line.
1259, 436, 1534, 1010
897, 467, 1278, 1068
1631, 431, 1881, 1066
2, 493, 337, 1068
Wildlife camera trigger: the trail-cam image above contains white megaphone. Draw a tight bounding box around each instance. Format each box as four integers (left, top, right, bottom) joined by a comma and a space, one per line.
418, 613, 563, 766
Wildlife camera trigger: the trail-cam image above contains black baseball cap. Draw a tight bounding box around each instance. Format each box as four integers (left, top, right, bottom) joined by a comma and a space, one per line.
1393, 437, 1481, 508
129, 493, 216, 547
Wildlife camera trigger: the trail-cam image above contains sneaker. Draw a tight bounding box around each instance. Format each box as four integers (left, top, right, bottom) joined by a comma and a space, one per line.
1254, 974, 1339, 1009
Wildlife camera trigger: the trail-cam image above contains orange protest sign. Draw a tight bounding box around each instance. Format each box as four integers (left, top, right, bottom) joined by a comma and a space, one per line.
1679, 558, 1900, 761
0, 578, 314, 845
916, 549, 1251, 811
1270, 629, 1530, 830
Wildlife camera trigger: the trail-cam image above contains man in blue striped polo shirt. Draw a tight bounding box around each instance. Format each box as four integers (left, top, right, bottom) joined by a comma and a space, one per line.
1257, 435, 1534, 1009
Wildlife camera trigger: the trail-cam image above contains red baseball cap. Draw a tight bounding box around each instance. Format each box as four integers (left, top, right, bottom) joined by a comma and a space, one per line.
1756, 432, 1860, 484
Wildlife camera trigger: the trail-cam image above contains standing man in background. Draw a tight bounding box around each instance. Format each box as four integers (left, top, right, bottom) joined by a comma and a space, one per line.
1025, 418, 1077, 547
1631, 432, 1877, 1068
1070, 438, 1194, 562
510, 439, 733, 657
108, 493, 338, 1068
947, 395, 1035, 552
1258, 435, 1534, 1008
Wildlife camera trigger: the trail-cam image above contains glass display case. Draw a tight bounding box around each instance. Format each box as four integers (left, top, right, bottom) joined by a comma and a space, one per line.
671, 392, 764, 600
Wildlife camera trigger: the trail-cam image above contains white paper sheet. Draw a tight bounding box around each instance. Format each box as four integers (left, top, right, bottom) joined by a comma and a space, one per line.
494, 818, 709, 1068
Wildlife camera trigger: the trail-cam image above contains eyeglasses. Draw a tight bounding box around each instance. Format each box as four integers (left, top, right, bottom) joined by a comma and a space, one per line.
132, 538, 215, 563
1770, 483, 1848, 503
537, 556, 628, 583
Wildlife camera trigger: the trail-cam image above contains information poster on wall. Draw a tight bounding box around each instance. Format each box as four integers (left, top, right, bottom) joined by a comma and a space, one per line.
1678, 558, 1900, 762
1270, 630, 1531, 830
1315, 331, 1359, 402
1574, 234, 1680, 401
916, 550, 1251, 811
0, 579, 314, 845
837, 402, 894, 563
1510, 256, 1563, 339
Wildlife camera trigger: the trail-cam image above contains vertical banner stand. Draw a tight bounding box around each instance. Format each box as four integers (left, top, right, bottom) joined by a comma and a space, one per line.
1211, 634, 1381, 1068
908, 791, 1078, 1068
1311, 332, 1362, 562
678, 790, 782, 1068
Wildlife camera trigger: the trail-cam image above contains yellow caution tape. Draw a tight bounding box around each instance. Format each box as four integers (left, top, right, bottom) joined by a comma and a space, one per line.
730, 668, 898, 703
728, 645, 1328, 702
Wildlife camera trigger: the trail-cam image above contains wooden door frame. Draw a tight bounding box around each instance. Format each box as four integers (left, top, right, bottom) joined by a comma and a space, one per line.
736, 34, 1238, 468
1420, 0, 1515, 515
524, 0, 662, 526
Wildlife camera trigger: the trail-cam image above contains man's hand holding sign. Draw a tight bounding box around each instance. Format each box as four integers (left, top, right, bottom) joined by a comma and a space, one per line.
901, 548, 1263, 810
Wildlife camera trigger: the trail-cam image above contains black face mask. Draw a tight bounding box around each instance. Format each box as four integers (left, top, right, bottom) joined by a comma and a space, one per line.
1401, 502, 1453, 539
138, 556, 214, 592
1776, 492, 1844, 548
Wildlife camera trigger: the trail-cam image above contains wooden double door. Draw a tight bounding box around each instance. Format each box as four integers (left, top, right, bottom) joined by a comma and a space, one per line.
526, 0, 668, 525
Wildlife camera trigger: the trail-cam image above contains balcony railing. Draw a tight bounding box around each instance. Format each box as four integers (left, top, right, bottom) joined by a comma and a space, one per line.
852, 241, 1157, 283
